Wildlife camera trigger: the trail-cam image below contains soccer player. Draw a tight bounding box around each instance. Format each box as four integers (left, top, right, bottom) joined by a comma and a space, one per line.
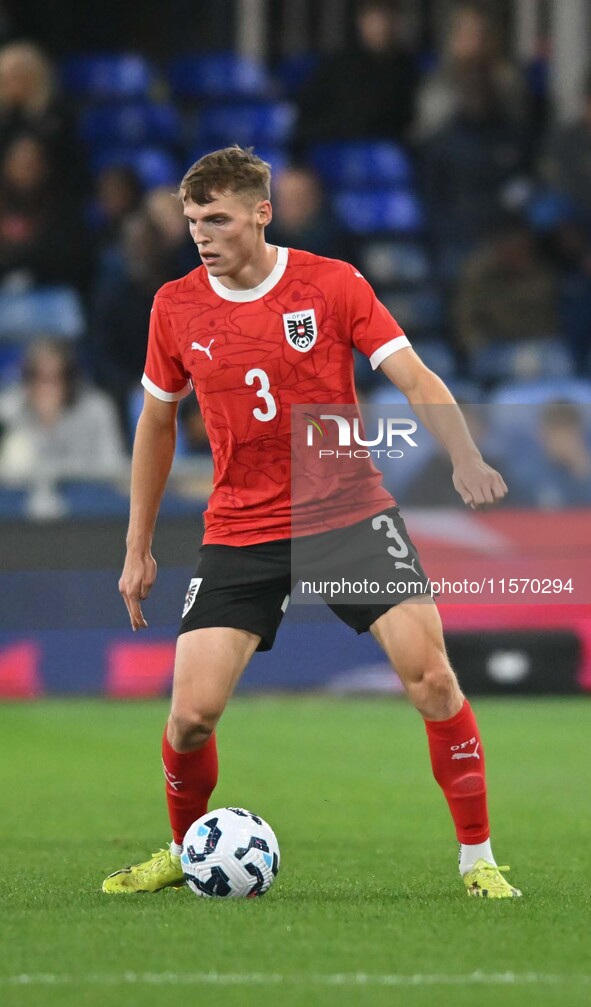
102, 147, 521, 899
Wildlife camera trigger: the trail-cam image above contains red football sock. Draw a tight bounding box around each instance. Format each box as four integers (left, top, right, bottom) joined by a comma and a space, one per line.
424, 699, 490, 845
161, 728, 219, 847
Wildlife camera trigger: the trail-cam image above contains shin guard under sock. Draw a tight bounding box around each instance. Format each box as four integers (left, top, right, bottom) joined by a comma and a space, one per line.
161, 728, 218, 847
424, 699, 490, 845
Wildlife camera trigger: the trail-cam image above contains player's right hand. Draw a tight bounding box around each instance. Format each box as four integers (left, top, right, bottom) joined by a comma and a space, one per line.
118, 551, 157, 631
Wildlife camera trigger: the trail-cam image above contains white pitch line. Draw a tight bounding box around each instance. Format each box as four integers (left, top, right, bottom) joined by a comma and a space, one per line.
1, 972, 589, 988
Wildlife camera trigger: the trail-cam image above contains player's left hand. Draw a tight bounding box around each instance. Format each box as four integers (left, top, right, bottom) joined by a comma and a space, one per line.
452, 456, 508, 509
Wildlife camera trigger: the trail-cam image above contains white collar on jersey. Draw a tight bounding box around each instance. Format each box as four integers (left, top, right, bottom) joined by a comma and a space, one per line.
207, 246, 288, 302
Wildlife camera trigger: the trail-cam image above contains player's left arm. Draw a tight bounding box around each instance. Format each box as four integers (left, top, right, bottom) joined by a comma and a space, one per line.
380, 347, 507, 508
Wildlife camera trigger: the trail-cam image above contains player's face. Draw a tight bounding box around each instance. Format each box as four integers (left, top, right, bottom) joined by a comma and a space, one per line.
182, 190, 271, 281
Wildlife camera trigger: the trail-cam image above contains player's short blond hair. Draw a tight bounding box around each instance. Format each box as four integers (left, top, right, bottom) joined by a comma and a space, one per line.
180, 146, 271, 207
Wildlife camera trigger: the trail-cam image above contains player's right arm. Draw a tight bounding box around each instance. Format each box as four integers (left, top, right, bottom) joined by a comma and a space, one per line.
119, 391, 178, 631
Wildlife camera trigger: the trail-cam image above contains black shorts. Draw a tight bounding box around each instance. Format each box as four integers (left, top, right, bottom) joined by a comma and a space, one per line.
179, 507, 430, 651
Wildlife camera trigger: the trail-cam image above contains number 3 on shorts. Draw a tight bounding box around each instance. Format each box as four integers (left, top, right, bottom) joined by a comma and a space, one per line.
245, 368, 277, 422
372, 513, 409, 559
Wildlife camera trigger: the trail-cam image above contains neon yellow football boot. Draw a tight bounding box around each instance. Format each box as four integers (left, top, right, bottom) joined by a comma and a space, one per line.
102, 846, 185, 894
463, 859, 522, 898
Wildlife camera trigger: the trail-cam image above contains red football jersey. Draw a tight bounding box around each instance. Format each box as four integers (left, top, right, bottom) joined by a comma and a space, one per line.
143, 247, 410, 545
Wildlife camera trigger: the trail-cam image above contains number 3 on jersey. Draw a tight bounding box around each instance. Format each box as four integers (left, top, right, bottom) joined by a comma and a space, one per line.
245, 368, 277, 422
372, 513, 409, 559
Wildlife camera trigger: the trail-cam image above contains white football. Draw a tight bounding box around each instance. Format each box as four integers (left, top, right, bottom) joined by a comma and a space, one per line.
181, 807, 280, 898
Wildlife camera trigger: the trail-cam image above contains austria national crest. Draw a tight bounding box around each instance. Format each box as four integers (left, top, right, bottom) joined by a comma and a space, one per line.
282, 309, 318, 352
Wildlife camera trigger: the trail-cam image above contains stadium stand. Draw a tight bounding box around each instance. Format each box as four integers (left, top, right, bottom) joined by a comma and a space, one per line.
469, 338, 575, 384
167, 53, 273, 101
80, 101, 182, 149
90, 146, 181, 189
0, 287, 85, 342
274, 53, 319, 96
333, 190, 424, 236
61, 53, 156, 101
309, 140, 413, 189
488, 377, 591, 446
358, 239, 431, 287
0, 19, 586, 519
195, 100, 296, 149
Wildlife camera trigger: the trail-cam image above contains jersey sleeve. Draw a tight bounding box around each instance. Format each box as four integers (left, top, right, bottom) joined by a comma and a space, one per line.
341, 263, 411, 369
142, 293, 192, 401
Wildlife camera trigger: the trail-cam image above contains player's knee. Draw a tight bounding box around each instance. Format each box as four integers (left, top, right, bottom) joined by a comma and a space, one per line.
414, 657, 461, 717
423, 658, 456, 694
168, 707, 218, 750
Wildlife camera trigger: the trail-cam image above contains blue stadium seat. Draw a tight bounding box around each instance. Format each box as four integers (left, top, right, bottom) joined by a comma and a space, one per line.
526, 188, 579, 232
411, 339, 457, 381
128, 387, 189, 455
0, 488, 30, 518
0, 343, 25, 386
488, 378, 591, 443
310, 141, 413, 189
168, 54, 272, 100
127, 387, 144, 436
196, 101, 295, 148
526, 54, 550, 100
0, 287, 85, 341
366, 372, 484, 404
359, 239, 431, 286
334, 190, 424, 235
360, 380, 410, 405
91, 147, 181, 188
249, 147, 288, 174
490, 377, 591, 406
443, 378, 485, 402
60, 482, 131, 517
275, 53, 319, 95
380, 288, 445, 336
80, 102, 182, 149
469, 339, 575, 384
62, 54, 155, 100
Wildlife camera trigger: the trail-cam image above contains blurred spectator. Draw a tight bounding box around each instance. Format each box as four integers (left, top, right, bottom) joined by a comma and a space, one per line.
294, 0, 418, 150
0, 41, 84, 189
0, 338, 126, 485
454, 217, 558, 354
529, 195, 591, 369
90, 164, 144, 287
92, 165, 143, 250
420, 65, 531, 275
416, 1, 530, 142
90, 209, 182, 438
539, 68, 591, 233
0, 132, 89, 291
144, 186, 196, 276
505, 402, 591, 508
266, 165, 352, 260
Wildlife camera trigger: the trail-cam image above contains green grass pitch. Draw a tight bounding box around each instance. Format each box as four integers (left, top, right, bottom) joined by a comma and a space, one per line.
0, 696, 590, 1007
